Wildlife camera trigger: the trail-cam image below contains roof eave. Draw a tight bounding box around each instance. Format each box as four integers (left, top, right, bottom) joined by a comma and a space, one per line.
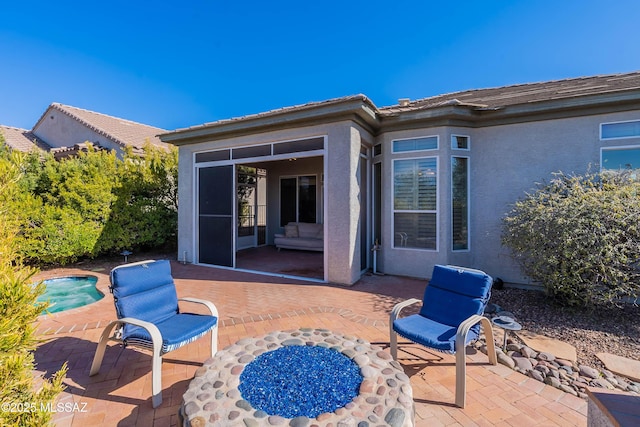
160, 97, 381, 146
380, 89, 640, 131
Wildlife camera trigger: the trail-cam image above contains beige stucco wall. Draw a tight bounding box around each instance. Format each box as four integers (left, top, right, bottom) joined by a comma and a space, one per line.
33, 110, 123, 154
175, 108, 640, 287
175, 120, 373, 285
471, 111, 640, 284
374, 111, 640, 284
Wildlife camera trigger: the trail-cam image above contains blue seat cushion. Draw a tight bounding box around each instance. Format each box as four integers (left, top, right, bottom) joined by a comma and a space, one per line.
111, 260, 180, 325
419, 265, 492, 328
393, 314, 480, 354
123, 313, 218, 354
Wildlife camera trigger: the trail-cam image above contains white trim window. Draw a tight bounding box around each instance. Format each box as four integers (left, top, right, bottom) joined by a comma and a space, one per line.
601, 120, 640, 140
451, 135, 470, 150
392, 136, 438, 153
601, 146, 640, 171
392, 157, 437, 250
451, 156, 470, 251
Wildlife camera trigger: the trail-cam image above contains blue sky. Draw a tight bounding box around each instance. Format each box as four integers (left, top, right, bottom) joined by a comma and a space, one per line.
2, 1, 640, 131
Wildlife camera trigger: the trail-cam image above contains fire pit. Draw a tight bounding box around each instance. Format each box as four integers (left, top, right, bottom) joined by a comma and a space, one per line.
180, 328, 414, 426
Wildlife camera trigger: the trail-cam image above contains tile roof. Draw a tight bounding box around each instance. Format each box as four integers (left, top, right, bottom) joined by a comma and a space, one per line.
40, 103, 169, 150
379, 71, 640, 115
0, 125, 49, 152
171, 94, 374, 133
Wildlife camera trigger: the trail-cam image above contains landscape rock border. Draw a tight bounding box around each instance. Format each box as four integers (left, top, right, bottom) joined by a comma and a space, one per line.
480, 306, 640, 399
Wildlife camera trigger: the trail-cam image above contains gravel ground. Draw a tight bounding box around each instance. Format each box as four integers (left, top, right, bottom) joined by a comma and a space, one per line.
489, 287, 640, 369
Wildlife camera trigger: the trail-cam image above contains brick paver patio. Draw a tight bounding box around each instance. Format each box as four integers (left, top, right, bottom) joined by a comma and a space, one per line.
33, 260, 587, 426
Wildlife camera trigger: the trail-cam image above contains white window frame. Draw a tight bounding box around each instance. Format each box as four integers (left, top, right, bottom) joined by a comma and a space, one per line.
391, 135, 439, 153
451, 134, 471, 150
391, 156, 439, 251
600, 119, 640, 141
600, 145, 640, 171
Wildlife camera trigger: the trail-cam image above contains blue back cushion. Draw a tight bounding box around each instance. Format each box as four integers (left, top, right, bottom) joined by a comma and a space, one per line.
419, 265, 492, 327
110, 260, 179, 325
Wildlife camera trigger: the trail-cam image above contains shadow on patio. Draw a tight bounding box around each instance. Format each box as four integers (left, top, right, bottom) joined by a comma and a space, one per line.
33, 261, 588, 426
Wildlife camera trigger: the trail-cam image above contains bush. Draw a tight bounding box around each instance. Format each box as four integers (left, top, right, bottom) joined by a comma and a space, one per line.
2, 143, 178, 265
0, 146, 66, 426
502, 170, 640, 307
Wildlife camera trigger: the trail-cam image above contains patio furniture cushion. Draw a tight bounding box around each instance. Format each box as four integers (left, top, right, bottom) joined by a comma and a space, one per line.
111, 259, 180, 335
393, 313, 478, 353
418, 265, 492, 332
274, 222, 323, 251
124, 313, 218, 353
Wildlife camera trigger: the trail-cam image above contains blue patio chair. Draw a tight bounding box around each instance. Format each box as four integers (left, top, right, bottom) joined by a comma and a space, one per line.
89, 260, 219, 408
389, 265, 497, 408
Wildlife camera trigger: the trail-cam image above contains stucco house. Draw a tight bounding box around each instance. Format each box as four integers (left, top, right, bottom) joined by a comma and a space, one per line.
160, 71, 640, 286
1, 103, 167, 158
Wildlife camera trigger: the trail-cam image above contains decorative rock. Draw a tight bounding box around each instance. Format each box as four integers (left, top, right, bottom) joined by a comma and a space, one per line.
513, 356, 533, 372
545, 376, 561, 388
236, 400, 252, 411
559, 384, 578, 396
385, 408, 406, 427
579, 365, 600, 379
537, 352, 555, 362
528, 370, 545, 382
556, 358, 574, 368
184, 401, 200, 416
337, 417, 356, 427
534, 365, 550, 376
497, 351, 515, 369
520, 346, 538, 359
290, 416, 310, 426
188, 416, 206, 427
269, 415, 287, 424
592, 378, 615, 390
180, 328, 414, 426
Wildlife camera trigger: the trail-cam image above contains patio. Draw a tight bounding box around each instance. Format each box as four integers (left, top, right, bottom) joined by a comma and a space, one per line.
34, 259, 587, 426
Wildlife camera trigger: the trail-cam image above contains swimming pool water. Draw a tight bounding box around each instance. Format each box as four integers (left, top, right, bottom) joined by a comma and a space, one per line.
37, 276, 103, 314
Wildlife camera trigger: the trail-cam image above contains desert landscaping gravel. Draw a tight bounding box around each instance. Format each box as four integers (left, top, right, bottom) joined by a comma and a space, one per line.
489, 287, 640, 369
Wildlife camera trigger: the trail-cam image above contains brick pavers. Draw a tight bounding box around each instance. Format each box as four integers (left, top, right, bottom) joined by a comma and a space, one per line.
32, 262, 587, 426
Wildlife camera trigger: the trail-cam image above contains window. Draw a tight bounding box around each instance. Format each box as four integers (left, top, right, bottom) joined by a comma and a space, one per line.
451, 157, 469, 251
392, 136, 438, 153
601, 147, 640, 171
601, 120, 640, 140
393, 158, 437, 250
280, 176, 317, 226
451, 135, 470, 150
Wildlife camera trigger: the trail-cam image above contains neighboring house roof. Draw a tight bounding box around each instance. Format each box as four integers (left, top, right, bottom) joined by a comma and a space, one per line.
0, 125, 50, 152
33, 103, 169, 151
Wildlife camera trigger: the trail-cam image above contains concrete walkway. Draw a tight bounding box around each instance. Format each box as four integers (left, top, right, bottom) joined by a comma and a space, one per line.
34, 261, 588, 426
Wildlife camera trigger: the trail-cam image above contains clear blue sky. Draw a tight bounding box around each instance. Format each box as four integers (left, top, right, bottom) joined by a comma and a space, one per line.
2, 1, 640, 131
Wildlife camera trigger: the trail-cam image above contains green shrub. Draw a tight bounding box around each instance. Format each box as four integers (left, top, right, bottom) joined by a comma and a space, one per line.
2, 142, 178, 265
0, 145, 66, 427
502, 170, 640, 307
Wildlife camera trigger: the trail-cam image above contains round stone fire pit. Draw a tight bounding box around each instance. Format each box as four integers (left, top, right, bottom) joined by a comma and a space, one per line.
180, 328, 414, 426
